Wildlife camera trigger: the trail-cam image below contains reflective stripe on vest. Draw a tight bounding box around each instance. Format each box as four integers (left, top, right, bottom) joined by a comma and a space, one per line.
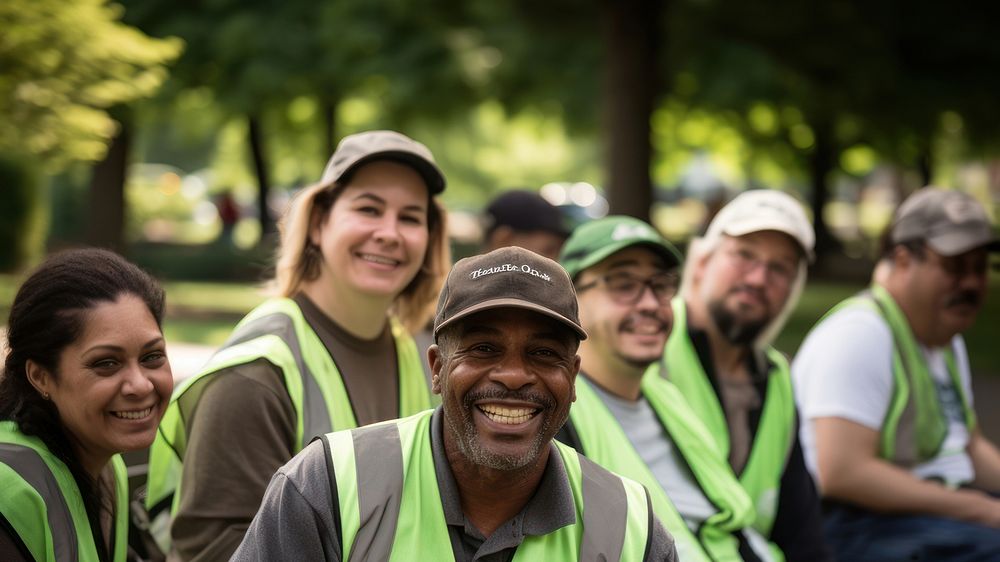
0, 422, 129, 562
145, 298, 432, 542
824, 286, 976, 466
327, 410, 652, 561
662, 298, 794, 540
569, 375, 757, 562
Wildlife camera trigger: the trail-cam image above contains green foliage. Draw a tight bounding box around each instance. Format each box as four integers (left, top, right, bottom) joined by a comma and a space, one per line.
0, 0, 181, 169
0, 154, 46, 271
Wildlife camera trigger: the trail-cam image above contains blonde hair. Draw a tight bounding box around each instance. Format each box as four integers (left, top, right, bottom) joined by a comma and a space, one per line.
273, 178, 450, 333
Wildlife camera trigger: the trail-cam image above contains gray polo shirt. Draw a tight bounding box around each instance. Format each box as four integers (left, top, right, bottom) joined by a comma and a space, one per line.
232, 408, 677, 561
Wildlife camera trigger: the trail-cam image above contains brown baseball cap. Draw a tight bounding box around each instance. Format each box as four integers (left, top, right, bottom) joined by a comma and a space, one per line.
891, 187, 1000, 256
320, 130, 446, 194
433, 246, 587, 341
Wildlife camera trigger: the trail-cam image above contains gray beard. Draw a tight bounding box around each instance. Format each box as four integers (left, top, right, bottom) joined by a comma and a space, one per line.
444, 401, 558, 472
708, 298, 768, 346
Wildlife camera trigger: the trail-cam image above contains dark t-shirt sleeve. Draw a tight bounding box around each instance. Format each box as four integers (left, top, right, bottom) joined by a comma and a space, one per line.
171, 359, 297, 561
0, 519, 32, 562
770, 420, 834, 562
648, 513, 679, 561
231, 440, 340, 561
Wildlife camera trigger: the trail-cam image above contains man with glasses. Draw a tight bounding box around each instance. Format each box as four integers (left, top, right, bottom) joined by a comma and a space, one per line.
556, 216, 784, 561
661, 190, 831, 561
793, 186, 1000, 560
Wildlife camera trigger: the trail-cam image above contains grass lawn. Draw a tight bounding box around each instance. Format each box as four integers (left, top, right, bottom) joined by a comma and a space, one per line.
2, 273, 997, 375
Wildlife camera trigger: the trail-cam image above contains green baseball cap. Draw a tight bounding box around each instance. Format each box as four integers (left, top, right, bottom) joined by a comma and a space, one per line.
559, 215, 683, 279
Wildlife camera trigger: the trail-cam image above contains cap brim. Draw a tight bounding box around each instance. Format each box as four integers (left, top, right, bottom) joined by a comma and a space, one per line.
567, 240, 682, 279
927, 231, 1000, 256
329, 150, 446, 194
723, 221, 816, 262
434, 297, 588, 341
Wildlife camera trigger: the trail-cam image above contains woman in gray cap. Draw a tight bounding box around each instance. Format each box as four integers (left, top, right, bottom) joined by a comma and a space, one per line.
145, 130, 449, 560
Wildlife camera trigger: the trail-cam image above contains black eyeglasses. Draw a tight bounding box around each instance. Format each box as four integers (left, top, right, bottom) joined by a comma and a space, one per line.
576, 272, 680, 305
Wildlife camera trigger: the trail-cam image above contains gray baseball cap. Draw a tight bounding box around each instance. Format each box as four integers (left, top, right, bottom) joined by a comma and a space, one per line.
320, 130, 445, 194
891, 187, 1000, 256
433, 246, 587, 341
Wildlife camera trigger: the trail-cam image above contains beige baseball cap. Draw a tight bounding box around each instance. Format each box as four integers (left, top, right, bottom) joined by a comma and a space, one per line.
705, 190, 815, 261
320, 130, 445, 194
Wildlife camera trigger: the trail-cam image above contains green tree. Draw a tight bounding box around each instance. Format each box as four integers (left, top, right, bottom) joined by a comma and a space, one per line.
125, 0, 480, 238
0, 0, 180, 169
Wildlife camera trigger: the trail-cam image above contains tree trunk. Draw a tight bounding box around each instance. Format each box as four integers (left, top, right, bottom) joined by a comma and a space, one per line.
600, 0, 661, 221
323, 98, 338, 159
808, 118, 840, 258
916, 144, 933, 187
87, 115, 130, 252
247, 114, 275, 236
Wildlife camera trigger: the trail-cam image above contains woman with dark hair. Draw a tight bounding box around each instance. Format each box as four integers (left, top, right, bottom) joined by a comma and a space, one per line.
0, 248, 173, 562
146, 130, 449, 559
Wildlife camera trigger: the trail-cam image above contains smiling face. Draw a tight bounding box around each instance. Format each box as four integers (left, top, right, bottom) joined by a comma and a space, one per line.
27, 295, 173, 477
431, 308, 580, 472
576, 246, 677, 374
310, 159, 430, 303
694, 230, 800, 345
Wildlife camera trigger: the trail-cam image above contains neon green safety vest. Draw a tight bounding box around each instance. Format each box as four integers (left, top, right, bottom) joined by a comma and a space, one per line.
568, 375, 756, 562
327, 410, 653, 561
0, 421, 129, 562
662, 298, 793, 556
145, 298, 432, 543
824, 285, 976, 467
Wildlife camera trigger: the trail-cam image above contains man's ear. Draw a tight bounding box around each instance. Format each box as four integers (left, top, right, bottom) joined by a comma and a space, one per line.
428, 345, 443, 395
25, 360, 54, 397
570, 355, 581, 403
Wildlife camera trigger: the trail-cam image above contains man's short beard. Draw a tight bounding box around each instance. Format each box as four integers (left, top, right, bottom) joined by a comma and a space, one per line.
708, 298, 769, 346
444, 388, 563, 472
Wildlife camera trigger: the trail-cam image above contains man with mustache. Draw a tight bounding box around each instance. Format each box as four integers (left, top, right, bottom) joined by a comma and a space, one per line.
232, 246, 677, 561
793, 186, 1000, 560
556, 216, 791, 561
661, 190, 831, 561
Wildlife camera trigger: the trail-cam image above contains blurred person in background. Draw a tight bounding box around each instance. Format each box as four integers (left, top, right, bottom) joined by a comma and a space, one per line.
233, 247, 676, 561
0, 249, 172, 562
661, 190, 831, 561
793, 187, 1000, 561
482, 189, 569, 260
145, 130, 449, 560
557, 216, 786, 561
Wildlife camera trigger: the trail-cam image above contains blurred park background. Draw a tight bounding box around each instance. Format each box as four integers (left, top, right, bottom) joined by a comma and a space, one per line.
2, 0, 998, 415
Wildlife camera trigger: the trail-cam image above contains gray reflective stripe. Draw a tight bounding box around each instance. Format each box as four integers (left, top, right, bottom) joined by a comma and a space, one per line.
578, 454, 626, 562
869, 296, 921, 466
226, 312, 332, 443
348, 424, 403, 562
0, 443, 78, 561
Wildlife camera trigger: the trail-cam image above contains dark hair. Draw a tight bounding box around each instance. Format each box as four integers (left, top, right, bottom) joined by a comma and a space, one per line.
0, 248, 165, 560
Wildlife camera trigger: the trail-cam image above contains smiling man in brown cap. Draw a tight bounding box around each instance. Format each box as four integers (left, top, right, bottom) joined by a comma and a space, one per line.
793, 186, 1000, 561
234, 247, 677, 561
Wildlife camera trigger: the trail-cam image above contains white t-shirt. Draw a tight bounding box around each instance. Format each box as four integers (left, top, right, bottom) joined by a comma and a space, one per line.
791, 305, 975, 486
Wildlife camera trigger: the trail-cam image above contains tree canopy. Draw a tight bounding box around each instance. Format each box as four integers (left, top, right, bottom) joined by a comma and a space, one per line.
0, 0, 180, 168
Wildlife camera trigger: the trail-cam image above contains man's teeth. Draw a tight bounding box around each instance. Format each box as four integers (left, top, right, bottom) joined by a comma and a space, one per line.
360, 254, 399, 265
112, 407, 152, 420
479, 405, 537, 425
